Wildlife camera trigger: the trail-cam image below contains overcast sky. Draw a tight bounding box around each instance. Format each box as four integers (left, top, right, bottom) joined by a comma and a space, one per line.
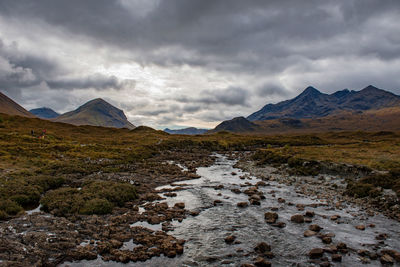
0, 0, 399, 128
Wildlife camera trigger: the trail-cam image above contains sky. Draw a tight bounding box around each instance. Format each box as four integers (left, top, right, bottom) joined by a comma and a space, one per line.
0, 0, 400, 129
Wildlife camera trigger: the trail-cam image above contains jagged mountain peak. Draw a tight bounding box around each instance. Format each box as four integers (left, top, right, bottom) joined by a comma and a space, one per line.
247, 85, 400, 121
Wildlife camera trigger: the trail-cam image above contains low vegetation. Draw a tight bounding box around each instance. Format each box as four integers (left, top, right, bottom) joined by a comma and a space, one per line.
0, 113, 399, 218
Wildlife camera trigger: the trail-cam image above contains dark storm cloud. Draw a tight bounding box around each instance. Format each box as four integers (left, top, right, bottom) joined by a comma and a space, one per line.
47, 74, 135, 91
175, 87, 250, 107
1, 0, 400, 127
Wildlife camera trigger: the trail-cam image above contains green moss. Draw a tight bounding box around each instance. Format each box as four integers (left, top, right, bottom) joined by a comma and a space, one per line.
0, 199, 23, 215
40, 180, 137, 216
345, 182, 381, 198
79, 198, 113, 215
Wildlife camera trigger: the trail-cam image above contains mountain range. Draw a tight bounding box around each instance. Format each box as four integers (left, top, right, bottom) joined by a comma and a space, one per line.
164, 127, 208, 135
1, 85, 400, 133
212, 85, 400, 133
30, 107, 60, 119
53, 98, 135, 129
247, 85, 400, 121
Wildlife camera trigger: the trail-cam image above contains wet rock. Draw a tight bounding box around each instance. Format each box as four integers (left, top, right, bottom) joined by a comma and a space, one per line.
237, 202, 249, 208
271, 222, 286, 228
142, 193, 163, 201
304, 217, 312, 223
322, 236, 332, 244
256, 181, 266, 187
357, 249, 370, 257
164, 192, 177, 197
214, 185, 224, 190
241, 264, 256, 267
250, 199, 261, 205
254, 257, 271, 267
305, 211, 315, 217
264, 212, 278, 224
189, 210, 200, 216
231, 188, 241, 194
330, 215, 340, 221
381, 249, 400, 262
309, 248, 324, 259
214, 199, 223, 206
319, 261, 331, 267
290, 214, 305, 223
331, 254, 342, 262
309, 224, 322, 232
376, 233, 389, 240
224, 235, 236, 244
304, 230, 317, 237
355, 225, 365, 230
174, 202, 185, 209
278, 198, 286, 203
254, 242, 271, 254
380, 254, 394, 265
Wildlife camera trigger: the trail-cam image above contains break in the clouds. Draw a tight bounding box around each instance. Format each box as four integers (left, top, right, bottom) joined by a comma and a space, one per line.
0, 0, 399, 128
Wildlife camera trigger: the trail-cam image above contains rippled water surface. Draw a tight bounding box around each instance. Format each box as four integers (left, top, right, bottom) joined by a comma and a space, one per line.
63, 154, 400, 267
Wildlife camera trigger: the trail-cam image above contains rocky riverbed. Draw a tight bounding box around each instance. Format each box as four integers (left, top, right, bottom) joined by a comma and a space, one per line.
1, 152, 399, 266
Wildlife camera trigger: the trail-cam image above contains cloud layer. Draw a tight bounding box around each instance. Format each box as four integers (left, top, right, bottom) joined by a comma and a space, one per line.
0, 0, 399, 128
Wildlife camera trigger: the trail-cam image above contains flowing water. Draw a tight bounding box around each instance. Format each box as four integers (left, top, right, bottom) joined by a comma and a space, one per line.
63, 154, 400, 267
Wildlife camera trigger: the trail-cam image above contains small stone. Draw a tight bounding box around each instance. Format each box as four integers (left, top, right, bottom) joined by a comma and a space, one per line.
337, 242, 347, 251
174, 202, 185, 209
254, 257, 271, 267
291, 214, 305, 223
271, 222, 286, 228
309, 248, 324, 259
304, 230, 317, 237
330, 215, 340, 221
322, 236, 332, 244
224, 235, 236, 244
331, 254, 342, 262
309, 224, 322, 232
213, 199, 222, 206
237, 202, 249, 208
380, 254, 394, 265
355, 225, 365, 231
264, 212, 278, 224
254, 242, 271, 254
305, 211, 315, 217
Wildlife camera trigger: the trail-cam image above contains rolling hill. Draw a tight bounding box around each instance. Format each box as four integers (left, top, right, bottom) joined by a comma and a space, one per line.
54, 98, 135, 129
0, 92, 35, 118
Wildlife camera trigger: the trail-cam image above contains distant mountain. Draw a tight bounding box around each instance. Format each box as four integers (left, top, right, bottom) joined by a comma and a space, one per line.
54, 98, 135, 129
208, 117, 260, 133
164, 127, 208, 135
0, 92, 35, 118
30, 107, 60, 119
247, 85, 400, 121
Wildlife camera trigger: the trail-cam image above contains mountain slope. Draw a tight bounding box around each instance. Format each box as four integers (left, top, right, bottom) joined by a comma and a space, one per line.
54, 98, 135, 129
208, 117, 260, 133
247, 85, 400, 121
30, 107, 60, 119
0, 92, 35, 117
164, 127, 208, 135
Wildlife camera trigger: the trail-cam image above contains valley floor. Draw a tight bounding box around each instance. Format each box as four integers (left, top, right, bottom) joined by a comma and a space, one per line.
0, 114, 399, 266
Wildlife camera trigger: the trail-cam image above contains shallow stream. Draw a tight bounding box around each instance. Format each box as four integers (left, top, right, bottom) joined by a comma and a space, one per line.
64, 154, 400, 266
